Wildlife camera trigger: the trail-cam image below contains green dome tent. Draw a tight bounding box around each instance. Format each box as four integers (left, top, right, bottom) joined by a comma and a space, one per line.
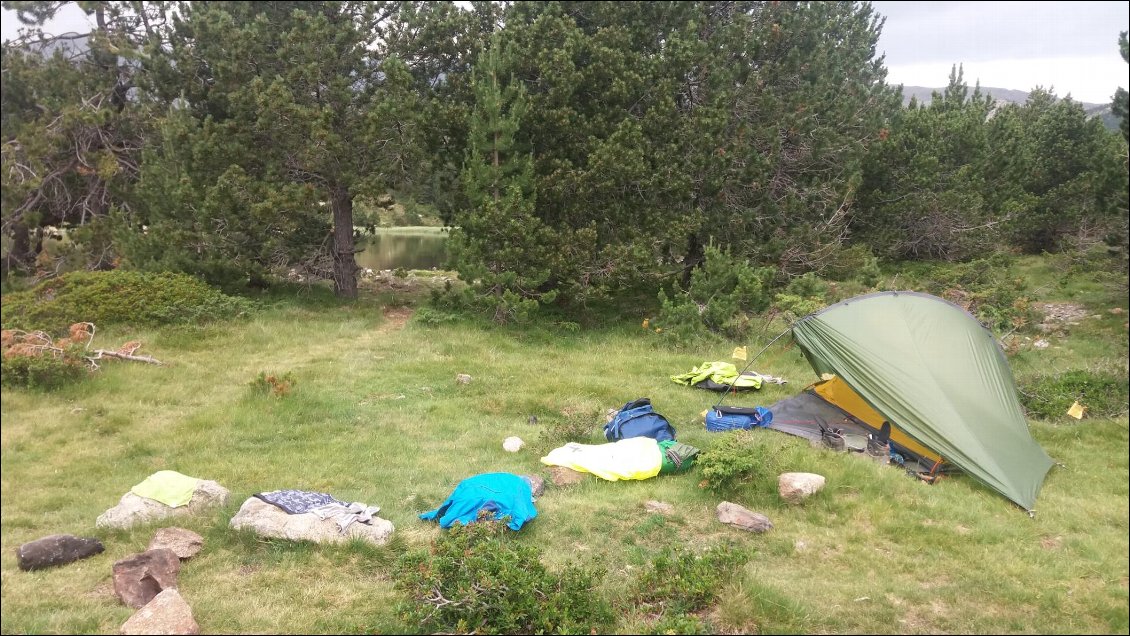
786, 291, 1054, 512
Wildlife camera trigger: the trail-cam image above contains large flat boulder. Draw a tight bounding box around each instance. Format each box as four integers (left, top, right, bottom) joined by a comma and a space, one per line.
97, 480, 229, 530
229, 497, 394, 546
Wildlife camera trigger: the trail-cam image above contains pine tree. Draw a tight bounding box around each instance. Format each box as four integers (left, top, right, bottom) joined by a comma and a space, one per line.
128, 1, 421, 296
855, 65, 997, 260
1114, 31, 1129, 143
990, 88, 1122, 253
1, 1, 167, 277
448, 35, 555, 322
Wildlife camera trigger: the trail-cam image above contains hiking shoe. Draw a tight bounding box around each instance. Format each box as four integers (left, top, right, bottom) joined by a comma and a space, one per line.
822, 429, 846, 452
866, 435, 890, 464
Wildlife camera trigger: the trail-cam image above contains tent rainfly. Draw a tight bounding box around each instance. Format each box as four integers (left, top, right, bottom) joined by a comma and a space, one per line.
764, 291, 1054, 512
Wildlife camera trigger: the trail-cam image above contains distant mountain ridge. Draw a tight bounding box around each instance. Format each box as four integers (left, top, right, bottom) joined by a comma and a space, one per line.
899, 85, 1117, 131
899, 85, 1102, 110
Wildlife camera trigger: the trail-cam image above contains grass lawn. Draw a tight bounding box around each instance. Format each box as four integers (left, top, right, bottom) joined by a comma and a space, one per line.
1, 260, 1127, 634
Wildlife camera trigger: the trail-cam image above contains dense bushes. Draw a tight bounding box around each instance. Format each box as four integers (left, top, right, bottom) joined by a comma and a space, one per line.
882, 254, 1035, 333
394, 517, 754, 634
1, 270, 253, 332
395, 519, 613, 635
647, 248, 1052, 342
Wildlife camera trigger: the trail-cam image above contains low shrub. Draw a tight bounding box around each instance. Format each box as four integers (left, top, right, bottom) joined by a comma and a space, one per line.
1018, 368, 1130, 420
1, 270, 254, 332
773, 272, 832, 320
645, 613, 714, 635
697, 430, 782, 496
0, 351, 87, 390
249, 371, 297, 398
826, 244, 882, 287
395, 518, 612, 635
412, 305, 460, 326
1, 325, 92, 390
633, 544, 750, 615
656, 247, 775, 342
538, 407, 602, 450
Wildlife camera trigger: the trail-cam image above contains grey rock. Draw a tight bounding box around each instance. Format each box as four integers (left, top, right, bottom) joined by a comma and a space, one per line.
17, 534, 104, 571
147, 528, 204, 560
97, 480, 229, 530
229, 497, 394, 546
716, 501, 773, 533
120, 588, 200, 635
778, 472, 826, 504
455, 373, 472, 385
113, 549, 181, 609
520, 475, 545, 498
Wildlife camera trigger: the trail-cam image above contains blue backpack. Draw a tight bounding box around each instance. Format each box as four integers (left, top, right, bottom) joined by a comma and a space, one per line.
604, 398, 677, 443
705, 405, 772, 432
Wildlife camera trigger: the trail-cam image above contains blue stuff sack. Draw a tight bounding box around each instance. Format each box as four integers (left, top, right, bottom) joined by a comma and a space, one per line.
604, 398, 677, 443
705, 406, 773, 432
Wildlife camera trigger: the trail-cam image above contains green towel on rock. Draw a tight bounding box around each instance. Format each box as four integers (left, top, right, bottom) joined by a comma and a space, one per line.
130, 470, 201, 507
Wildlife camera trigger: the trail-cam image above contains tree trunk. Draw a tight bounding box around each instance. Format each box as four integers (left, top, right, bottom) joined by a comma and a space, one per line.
3, 221, 33, 278
330, 184, 358, 299
681, 232, 704, 288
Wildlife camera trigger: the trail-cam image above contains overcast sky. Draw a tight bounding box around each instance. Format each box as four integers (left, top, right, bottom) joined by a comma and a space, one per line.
3, 1, 1128, 103
872, 1, 1129, 103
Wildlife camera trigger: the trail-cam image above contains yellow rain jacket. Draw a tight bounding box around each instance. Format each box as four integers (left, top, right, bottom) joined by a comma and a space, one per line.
671, 361, 763, 390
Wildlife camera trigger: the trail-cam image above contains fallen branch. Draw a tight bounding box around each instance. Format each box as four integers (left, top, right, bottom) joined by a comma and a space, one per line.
3, 324, 166, 370
88, 350, 163, 365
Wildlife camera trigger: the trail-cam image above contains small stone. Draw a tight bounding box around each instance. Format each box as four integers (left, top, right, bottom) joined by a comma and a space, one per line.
112, 549, 181, 609
17, 534, 104, 571
716, 501, 773, 533
644, 500, 674, 514
1033, 339, 1050, 349
502, 436, 525, 453
455, 373, 472, 385
120, 588, 200, 635
520, 475, 545, 498
778, 472, 826, 504
147, 528, 204, 560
